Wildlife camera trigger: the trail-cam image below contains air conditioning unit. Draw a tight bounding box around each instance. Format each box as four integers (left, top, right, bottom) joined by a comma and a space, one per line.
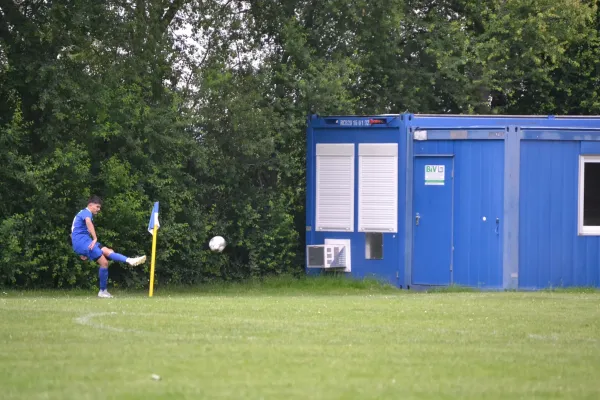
306, 244, 348, 269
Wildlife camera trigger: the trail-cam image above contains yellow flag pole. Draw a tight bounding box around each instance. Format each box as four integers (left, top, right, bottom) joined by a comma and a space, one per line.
149, 224, 158, 297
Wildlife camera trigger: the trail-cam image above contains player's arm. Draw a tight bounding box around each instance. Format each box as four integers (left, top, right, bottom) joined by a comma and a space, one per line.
85, 217, 98, 249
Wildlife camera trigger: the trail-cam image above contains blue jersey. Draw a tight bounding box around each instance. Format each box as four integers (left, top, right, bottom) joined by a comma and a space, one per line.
71, 208, 93, 241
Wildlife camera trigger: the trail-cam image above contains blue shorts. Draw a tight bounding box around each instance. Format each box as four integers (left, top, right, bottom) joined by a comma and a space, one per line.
72, 236, 104, 261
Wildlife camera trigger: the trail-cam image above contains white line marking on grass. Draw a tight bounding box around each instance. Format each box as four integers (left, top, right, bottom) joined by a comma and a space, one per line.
73, 312, 255, 341
74, 312, 147, 334
73, 312, 297, 343
528, 333, 559, 341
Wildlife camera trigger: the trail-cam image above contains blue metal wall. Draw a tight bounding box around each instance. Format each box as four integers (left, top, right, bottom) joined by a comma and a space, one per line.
305, 115, 406, 287
406, 118, 507, 289
519, 136, 600, 289
453, 140, 505, 288
519, 140, 580, 288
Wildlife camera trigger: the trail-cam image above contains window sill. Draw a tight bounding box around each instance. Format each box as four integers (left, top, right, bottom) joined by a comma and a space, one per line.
578, 226, 600, 236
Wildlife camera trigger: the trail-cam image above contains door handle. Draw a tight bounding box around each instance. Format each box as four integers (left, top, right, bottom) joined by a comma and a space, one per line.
415, 213, 420, 226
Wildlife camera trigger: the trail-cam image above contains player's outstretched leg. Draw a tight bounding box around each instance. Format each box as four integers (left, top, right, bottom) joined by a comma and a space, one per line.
101, 247, 146, 266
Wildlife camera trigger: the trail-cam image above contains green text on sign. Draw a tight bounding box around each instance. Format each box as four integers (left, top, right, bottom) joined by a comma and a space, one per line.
425, 165, 445, 186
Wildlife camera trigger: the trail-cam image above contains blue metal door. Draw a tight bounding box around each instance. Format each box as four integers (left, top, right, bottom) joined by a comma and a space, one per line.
412, 156, 454, 285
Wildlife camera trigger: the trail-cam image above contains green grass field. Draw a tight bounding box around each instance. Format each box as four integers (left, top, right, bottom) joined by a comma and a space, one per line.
1, 277, 599, 399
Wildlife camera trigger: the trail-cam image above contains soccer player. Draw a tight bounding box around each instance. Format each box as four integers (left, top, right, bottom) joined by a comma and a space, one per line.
71, 195, 146, 298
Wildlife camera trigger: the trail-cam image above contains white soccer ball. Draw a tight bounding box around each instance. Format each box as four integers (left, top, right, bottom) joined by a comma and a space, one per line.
209, 236, 227, 252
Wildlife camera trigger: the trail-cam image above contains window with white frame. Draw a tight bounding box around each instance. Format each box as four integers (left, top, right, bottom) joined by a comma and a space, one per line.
358, 143, 398, 233
578, 155, 600, 235
315, 143, 354, 232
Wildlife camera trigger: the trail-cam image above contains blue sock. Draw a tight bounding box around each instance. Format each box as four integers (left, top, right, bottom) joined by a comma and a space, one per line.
108, 252, 128, 263
99, 268, 108, 291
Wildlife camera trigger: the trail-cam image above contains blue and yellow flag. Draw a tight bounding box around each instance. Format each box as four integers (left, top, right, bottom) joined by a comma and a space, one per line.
148, 202, 160, 235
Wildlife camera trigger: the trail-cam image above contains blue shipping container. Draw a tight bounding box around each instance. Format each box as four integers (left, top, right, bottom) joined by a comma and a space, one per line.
305, 113, 600, 290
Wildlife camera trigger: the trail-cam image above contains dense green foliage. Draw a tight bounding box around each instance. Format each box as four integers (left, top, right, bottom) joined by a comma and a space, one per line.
1, 0, 600, 288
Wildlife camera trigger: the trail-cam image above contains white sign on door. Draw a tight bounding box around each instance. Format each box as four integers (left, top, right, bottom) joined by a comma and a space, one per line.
425, 165, 445, 185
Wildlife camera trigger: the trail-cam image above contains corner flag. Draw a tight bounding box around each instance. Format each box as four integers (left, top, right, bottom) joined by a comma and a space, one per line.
148, 202, 159, 297
148, 202, 160, 235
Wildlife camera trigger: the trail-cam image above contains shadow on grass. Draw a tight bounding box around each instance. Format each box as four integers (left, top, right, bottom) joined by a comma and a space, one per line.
159, 274, 401, 296
3, 275, 599, 298
539, 286, 600, 294
421, 285, 480, 293
0, 274, 401, 298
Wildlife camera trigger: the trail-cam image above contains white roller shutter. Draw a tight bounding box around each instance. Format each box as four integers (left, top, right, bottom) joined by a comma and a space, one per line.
358, 143, 398, 232
316, 143, 355, 232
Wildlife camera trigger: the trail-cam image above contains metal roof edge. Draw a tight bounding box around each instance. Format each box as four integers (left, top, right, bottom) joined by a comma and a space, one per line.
413, 114, 600, 119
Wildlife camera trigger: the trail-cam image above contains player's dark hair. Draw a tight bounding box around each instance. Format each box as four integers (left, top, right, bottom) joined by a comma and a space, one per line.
88, 195, 103, 205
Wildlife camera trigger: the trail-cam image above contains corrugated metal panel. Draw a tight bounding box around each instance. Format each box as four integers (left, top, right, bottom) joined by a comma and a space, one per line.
414, 141, 454, 155
315, 144, 354, 232
411, 139, 504, 288
358, 143, 398, 232
519, 140, 600, 288
453, 140, 504, 288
